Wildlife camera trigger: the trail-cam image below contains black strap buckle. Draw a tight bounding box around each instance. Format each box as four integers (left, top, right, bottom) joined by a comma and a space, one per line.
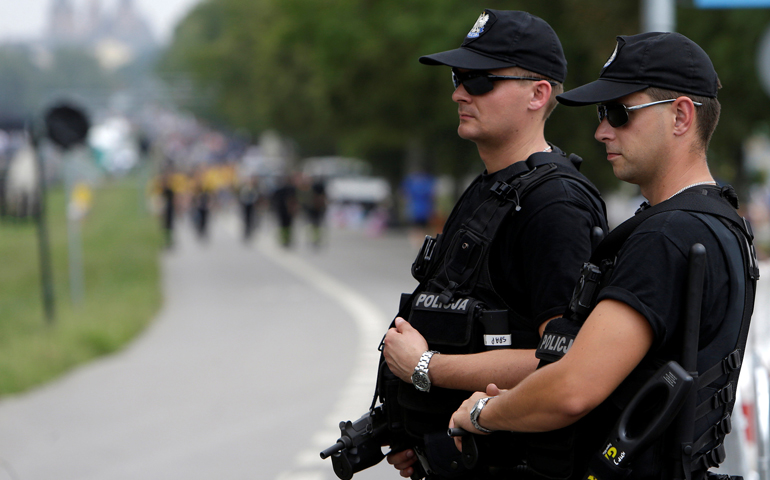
717, 414, 733, 437
723, 350, 742, 374
712, 384, 735, 409
694, 443, 727, 471
708, 444, 727, 467
490, 181, 513, 199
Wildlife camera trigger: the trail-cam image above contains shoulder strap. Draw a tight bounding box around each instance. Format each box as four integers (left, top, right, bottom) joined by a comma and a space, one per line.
425, 151, 605, 304
590, 187, 752, 265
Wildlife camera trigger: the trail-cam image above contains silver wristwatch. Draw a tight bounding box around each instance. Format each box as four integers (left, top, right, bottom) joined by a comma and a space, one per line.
411, 350, 438, 392
470, 396, 494, 433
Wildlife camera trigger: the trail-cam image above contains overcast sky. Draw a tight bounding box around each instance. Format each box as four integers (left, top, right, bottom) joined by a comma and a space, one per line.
0, 0, 202, 45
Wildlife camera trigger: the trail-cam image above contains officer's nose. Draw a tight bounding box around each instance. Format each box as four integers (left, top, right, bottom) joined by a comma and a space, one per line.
452, 83, 472, 104
595, 118, 614, 144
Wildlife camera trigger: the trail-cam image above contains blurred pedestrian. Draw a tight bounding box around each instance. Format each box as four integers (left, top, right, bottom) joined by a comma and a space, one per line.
305, 176, 327, 249
400, 168, 436, 247
271, 174, 299, 248
239, 176, 261, 241
159, 172, 175, 248
191, 178, 211, 242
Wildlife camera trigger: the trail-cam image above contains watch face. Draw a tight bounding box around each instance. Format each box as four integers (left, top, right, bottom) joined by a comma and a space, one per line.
412, 371, 430, 392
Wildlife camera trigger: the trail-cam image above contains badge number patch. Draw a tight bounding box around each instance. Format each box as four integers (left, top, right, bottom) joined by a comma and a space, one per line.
484, 334, 512, 347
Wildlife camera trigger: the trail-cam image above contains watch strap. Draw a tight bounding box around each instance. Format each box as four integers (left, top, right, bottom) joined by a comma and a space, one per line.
416, 350, 438, 372
471, 397, 494, 434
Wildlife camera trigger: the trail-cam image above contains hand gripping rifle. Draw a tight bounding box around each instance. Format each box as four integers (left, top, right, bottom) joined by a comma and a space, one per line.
320, 404, 427, 480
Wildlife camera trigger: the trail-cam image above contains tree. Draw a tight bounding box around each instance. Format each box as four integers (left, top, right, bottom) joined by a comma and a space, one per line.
160, 0, 770, 195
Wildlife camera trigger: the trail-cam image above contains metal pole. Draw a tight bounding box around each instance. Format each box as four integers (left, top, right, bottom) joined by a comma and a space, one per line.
642, 0, 677, 32
64, 156, 84, 306
32, 134, 55, 323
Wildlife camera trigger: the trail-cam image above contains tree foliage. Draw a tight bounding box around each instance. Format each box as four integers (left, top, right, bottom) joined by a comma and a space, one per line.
161, 0, 770, 192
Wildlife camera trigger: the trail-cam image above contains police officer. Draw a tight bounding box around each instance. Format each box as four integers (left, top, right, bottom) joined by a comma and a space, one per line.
450, 32, 757, 480
380, 10, 607, 478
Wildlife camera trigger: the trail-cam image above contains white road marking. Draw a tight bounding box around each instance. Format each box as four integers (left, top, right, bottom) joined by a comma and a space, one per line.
220, 212, 389, 480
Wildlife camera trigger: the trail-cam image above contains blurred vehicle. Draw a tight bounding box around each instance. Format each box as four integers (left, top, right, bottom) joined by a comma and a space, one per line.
88, 116, 139, 174
302, 156, 390, 205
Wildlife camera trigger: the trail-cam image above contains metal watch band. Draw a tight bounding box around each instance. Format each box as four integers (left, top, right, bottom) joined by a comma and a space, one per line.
471, 396, 494, 434
412, 350, 439, 392
416, 350, 438, 371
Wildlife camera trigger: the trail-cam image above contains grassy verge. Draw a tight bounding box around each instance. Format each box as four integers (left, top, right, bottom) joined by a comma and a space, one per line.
0, 178, 162, 395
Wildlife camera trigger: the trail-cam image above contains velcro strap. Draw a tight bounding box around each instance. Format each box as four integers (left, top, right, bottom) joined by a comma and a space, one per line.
695, 383, 734, 419
698, 350, 742, 388
692, 443, 726, 471
693, 414, 732, 454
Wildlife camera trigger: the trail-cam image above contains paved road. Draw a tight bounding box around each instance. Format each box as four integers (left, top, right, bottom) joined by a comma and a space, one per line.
0, 208, 768, 480
0, 211, 417, 480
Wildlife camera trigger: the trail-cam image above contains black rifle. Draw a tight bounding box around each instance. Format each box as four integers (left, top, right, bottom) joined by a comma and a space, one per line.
320, 404, 427, 480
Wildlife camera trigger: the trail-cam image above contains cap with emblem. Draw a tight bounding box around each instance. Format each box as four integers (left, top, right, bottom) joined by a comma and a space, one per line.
419, 9, 567, 83
557, 31, 719, 106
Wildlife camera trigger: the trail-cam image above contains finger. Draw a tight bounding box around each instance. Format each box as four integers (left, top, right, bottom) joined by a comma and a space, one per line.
454, 436, 462, 452
400, 466, 414, 478
386, 449, 414, 465
395, 317, 410, 332
393, 458, 417, 470
486, 383, 501, 396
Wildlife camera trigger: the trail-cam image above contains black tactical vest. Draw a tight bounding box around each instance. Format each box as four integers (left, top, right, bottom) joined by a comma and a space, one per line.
375, 150, 608, 478
531, 186, 758, 480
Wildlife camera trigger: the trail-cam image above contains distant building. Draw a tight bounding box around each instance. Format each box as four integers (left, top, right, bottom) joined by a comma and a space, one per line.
46, 0, 156, 69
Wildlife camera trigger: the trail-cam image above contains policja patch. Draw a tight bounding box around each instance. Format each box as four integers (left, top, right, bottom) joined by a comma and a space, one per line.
467, 12, 490, 38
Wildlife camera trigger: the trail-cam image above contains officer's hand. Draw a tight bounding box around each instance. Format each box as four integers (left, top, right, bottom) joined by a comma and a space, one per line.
386, 448, 418, 478
450, 389, 495, 451
382, 317, 429, 383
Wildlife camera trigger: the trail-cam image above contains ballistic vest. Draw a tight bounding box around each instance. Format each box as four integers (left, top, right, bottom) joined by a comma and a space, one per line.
532, 186, 758, 480
375, 149, 608, 478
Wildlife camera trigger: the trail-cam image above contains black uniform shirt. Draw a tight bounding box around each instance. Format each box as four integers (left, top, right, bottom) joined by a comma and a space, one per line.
597, 206, 730, 354
590, 186, 745, 480
440, 149, 606, 332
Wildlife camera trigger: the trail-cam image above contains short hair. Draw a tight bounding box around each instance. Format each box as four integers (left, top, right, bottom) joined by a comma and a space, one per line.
507, 66, 563, 120
645, 82, 722, 151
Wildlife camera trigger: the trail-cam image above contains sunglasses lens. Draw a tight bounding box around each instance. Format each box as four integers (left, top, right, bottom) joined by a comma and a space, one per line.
598, 104, 629, 128
606, 104, 629, 128
451, 69, 494, 95
463, 76, 494, 95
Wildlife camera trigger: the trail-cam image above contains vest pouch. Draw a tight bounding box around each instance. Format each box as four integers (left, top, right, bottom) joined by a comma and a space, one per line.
442, 228, 487, 287
398, 293, 485, 437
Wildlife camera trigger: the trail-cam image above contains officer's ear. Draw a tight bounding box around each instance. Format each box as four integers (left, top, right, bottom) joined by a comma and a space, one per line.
672, 96, 697, 138
529, 80, 552, 113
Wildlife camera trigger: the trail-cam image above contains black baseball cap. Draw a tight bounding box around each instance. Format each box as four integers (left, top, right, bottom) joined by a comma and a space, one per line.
419, 9, 567, 83
557, 32, 719, 106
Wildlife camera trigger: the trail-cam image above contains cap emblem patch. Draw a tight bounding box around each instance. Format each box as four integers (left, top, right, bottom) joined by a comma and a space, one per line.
603, 42, 619, 69
467, 12, 490, 39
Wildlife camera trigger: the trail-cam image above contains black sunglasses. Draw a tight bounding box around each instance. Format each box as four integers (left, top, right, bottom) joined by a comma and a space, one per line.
597, 99, 703, 128
451, 68, 556, 96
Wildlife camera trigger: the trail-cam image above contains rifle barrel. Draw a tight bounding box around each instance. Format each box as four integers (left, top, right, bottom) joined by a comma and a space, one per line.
320, 440, 346, 460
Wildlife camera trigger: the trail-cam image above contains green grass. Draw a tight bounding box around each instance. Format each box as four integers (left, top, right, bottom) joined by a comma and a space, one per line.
0, 178, 162, 395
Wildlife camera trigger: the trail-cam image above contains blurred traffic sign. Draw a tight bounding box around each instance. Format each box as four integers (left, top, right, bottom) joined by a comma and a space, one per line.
44, 104, 90, 149
693, 0, 770, 7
